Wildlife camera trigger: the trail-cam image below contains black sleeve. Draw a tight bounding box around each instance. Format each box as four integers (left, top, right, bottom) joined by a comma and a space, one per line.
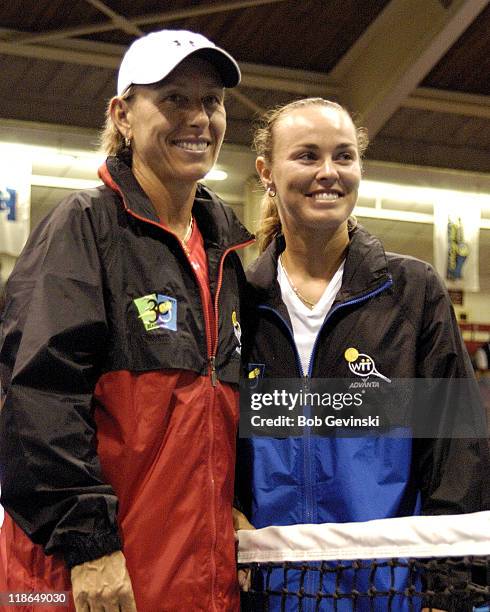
413, 265, 490, 515
0, 194, 122, 568
412, 266, 490, 611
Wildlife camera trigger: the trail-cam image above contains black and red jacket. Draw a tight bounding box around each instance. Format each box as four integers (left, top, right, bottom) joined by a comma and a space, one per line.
0, 155, 254, 611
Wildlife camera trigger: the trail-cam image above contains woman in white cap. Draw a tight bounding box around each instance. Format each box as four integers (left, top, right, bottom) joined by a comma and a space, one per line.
0, 30, 252, 611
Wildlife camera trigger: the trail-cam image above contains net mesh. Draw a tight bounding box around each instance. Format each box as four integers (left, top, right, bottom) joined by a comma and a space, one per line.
237, 512, 490, 612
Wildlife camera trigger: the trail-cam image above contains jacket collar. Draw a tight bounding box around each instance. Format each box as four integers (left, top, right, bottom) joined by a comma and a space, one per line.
99, 155, 254, 249
246, 222, 392, 308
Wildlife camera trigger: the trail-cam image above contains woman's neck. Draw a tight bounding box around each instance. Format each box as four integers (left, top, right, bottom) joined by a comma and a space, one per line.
132, 160, 196, 240
281, 223, 349, 284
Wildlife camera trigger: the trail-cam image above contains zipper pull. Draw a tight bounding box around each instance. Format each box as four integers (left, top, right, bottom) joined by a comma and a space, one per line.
209, 356, 218, 387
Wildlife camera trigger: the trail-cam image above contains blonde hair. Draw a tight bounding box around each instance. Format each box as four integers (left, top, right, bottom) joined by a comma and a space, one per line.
99, 87, 135, 157
253, 98, 369, 253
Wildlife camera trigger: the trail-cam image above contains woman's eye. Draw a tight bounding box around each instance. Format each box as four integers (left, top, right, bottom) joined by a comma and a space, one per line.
297, 152, 317, 161
338, 151, 355, 161
165, 94, 185, 104
203, 95, 222, 107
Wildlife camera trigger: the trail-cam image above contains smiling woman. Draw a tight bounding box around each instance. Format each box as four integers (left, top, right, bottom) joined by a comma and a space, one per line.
235, 97, 490, 612
0, 29, 254, 612
110, 56, 227, 230
257, 102, 362, 262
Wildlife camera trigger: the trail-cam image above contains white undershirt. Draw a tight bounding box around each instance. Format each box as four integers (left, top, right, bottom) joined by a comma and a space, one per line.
278, 258, 345, 375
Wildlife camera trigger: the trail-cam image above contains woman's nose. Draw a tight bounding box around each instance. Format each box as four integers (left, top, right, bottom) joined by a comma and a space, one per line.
188, 101, 210, 128
317, 159, 339, 180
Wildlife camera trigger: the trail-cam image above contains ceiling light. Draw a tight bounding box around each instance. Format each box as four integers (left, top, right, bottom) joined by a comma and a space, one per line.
204, 169, 227, 181
0, 143, 104, 173
31, 175, 101, 190
360, 180, 490, 207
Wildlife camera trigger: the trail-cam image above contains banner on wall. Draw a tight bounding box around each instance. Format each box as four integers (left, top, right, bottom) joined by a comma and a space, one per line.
0, 148, 31, 257
433, 200, 481, 293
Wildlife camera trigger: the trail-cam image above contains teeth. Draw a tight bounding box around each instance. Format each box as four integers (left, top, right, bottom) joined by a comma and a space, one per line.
174, 140, 208, 151
312, 192, 339, 200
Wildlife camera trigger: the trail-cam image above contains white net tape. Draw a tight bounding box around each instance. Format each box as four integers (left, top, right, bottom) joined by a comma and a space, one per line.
237, 511, 490, 563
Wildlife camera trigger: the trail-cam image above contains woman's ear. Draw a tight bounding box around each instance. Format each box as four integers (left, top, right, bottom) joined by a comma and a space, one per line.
110, 96, 132, 140
256, 156, 272, 191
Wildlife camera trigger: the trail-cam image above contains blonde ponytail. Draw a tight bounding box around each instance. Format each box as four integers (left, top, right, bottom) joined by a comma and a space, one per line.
256, 192, 282, 253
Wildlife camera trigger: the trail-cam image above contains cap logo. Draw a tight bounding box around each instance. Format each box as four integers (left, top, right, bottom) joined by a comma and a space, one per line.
172, 39, 196, 47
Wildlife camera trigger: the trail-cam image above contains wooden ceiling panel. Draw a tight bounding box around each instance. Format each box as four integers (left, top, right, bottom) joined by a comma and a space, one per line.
0, 0, 486, 94
234, 87, 297, 113
0, 56, 32, 91
54, 65, 115, 101
0, 59, 108, 128
376, 108, 490, 150
422, 3, 490, 96
0, 0, 488, 174
0, 0, 103, 33
105, 0, 197, 20
224, 91, 257, 122
194, 0, 389, 72
51, 0, 391, 73
16, 58, 68, 94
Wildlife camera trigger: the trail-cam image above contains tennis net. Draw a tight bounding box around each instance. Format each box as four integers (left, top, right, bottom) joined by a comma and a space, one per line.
237, 511, 490, 611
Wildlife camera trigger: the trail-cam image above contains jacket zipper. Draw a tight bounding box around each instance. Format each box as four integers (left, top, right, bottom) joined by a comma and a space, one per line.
124, 204, 253, 609
257, 305, 310, 530
124, 205, 252, 381
204, 238, 253, 611
258, 277, 393, 527
305, 278, 393, 521
261, 279, 392, 611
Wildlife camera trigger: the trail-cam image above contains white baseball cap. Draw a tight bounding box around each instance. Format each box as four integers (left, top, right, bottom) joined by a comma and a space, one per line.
117, 29, 241, 95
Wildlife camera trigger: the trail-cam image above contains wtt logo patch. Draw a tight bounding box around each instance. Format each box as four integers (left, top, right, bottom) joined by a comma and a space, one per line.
134, 293, 177, 332
344, 347, 391, 383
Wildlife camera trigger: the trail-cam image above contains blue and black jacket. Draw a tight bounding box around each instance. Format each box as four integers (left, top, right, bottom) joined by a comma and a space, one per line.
237, 223, 489, 610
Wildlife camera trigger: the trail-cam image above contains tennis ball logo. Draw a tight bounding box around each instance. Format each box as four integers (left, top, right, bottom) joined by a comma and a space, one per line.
345, 348, 374, 376
157, 300, 172, 323
344, 347, 391, 382
247, 364, 265, 389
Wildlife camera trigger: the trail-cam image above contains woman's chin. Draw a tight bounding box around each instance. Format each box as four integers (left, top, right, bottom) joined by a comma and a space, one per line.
293, 213, 350, 234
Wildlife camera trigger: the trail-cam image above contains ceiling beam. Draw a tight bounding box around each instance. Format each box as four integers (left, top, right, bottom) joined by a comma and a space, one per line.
5, 0, 289, 45
403, 87, 490, 120
0, 33, 340, 96
0, 31, 488, 119
83, 0, 144, 37
0, 39, 121, 68
368, 136, 490, 175
328, 0, 488, 136
239, 61, 338, 97
227, 89, 265, 114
